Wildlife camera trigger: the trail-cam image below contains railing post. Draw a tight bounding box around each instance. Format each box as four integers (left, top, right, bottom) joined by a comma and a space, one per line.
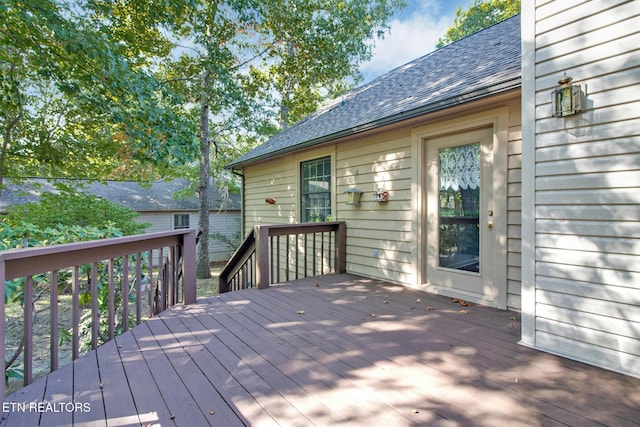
255, 225, 270, 289
336, 222, 347, 273
182, 229, 197, 304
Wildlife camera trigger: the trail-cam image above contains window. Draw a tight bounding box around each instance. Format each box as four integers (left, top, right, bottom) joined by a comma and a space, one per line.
301, 157, 332, 222
173, 214, 190, 229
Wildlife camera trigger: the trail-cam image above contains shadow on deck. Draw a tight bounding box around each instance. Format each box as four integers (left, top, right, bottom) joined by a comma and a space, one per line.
2, 274, 639, 426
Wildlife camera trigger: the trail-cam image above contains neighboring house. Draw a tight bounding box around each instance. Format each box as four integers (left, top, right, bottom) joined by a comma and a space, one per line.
228, 4, 639, 379
0, 178, 241, 262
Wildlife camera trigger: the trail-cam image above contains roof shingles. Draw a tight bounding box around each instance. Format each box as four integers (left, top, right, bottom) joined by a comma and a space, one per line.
229, 15, 521, 168
0, 178, 240, 212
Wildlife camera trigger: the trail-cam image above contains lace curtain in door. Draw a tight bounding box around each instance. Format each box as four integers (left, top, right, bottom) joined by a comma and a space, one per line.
439, 143, 480, 191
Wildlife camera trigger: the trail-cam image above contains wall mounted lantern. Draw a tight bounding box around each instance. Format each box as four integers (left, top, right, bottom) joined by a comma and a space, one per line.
552, 76, 582, 117
345, 188, 364, 205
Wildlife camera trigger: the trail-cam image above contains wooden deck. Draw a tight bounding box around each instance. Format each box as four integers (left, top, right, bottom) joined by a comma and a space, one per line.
2, 274, 639, 426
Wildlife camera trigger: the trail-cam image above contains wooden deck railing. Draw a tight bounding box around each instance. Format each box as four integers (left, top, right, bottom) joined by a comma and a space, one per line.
0, 229, 197, 400
219, 222, 346, 293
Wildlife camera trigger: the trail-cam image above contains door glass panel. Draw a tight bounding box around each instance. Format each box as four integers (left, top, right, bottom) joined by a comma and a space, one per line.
438, 143, 480, 272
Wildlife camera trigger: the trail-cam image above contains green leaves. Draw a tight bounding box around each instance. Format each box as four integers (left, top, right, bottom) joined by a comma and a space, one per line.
4, 191, 148, 238
436, 0, 520, 49
249, 0, 407, 129
1, 0, 199, 184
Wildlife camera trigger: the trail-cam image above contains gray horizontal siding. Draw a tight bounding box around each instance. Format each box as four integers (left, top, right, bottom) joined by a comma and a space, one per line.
529, 0, 640, 377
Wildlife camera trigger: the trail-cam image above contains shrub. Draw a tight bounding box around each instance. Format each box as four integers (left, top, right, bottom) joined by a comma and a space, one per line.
4, 191, 149, 238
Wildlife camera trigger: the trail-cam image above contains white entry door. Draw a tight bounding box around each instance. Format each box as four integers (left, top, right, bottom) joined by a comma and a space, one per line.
425, 127, 504, 307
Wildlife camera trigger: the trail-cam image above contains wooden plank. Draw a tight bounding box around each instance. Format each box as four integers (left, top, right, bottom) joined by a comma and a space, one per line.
187, 307, 316, 425
38, 362, 74, 427
72, 352, 106, 426
95, 339, 141, 427
203, 294, 417, 426
156, 311, 251, 426
184, 310, 348, 425
168, 308, 279, 426
129, 321, 210, 426
3, 274, 640, 427
1, 375, 47, 427
112, 329, 174, 426
216, 285, 522, 424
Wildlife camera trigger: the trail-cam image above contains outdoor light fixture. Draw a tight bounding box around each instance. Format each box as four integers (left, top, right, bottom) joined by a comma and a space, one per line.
345, 188, 364, 205
552, 75, 582, 117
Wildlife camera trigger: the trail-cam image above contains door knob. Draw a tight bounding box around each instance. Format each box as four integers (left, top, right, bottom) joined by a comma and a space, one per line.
487, 221, 494, 229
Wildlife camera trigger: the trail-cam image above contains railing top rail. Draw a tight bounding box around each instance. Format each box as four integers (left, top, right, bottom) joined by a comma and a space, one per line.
262, 221, 345, 237
0, 229, 196, 281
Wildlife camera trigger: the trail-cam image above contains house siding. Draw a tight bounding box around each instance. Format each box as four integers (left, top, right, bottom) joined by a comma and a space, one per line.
337, 128, 415, 285
522, 0, 640, 377
242, 96, 523, 309
507, 107, 523, 311
137, 211, 239, 262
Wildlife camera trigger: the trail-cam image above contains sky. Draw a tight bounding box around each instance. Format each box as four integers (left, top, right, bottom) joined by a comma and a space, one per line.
360, 0, 473, 82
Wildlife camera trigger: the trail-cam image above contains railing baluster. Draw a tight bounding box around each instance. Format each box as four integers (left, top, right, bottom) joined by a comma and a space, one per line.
168, 246, 175, 307
312, 233, 317, 276
328, 231, 333, 272
23, 275, 33, 386
147, 249, 153, 317
122, 255, 129, 333
136, 253, 142, 325
108, 259, 115, 341
50, 270, 58, 372
72, 266, 80, 360
303, 233, 307, 278
285, 236, 290, 282
158, 247, 164, 313
91, 262, 99, 350
321, 232, 326, 274
276, 235, 280, 283
293, 234, 298, 280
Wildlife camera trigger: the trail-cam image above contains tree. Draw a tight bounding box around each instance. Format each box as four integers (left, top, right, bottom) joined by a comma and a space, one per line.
2, 0, 406, 279
157, 0, 406, 278
436, 0, 520, 48
250, 0, 406, 130
0, 0, 198, 192
4, 192, 149, 238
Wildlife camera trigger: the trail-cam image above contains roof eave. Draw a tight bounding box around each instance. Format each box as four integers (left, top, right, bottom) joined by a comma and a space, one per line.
226, 77, 521, 170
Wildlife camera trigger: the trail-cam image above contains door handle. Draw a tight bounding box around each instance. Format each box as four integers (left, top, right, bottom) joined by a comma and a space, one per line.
487, 221, 494, 229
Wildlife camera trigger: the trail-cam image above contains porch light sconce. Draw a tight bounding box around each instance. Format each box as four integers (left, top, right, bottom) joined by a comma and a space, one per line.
552, 76, 582, 117
345, 188, 364, 206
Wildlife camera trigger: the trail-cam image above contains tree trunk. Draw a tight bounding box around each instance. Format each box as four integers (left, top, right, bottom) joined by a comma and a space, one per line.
0, 73, 24, 199
278, 41, 295, 131
196, 93, 212, 279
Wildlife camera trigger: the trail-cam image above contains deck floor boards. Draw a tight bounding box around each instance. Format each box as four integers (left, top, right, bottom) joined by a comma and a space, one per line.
2, 273, 639, 426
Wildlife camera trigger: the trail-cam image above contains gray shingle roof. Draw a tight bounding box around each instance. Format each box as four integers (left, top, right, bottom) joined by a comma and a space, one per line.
0, 178, 240, 212
228, 15, 521, 169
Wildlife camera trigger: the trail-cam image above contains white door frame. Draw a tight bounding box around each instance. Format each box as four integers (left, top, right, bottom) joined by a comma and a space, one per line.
412, 108, 509, 309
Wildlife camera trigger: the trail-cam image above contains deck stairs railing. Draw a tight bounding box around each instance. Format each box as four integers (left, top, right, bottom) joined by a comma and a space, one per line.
0, 229, 197, 401
219, 222, 346, 293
